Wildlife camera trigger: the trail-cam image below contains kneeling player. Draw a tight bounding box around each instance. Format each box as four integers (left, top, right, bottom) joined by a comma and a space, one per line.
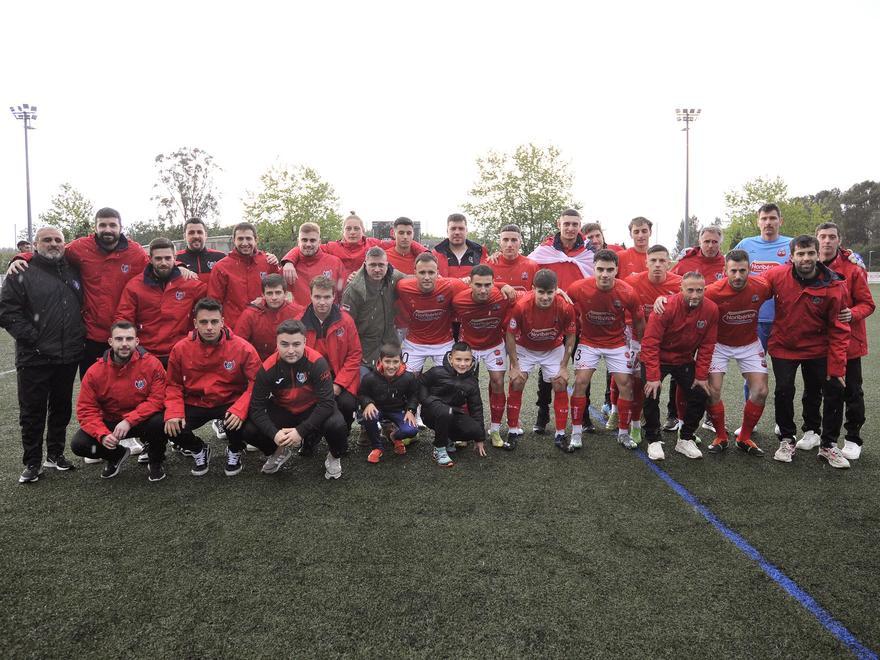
72, 321, 169, 481
504, 269, 576, 450
419, 342, 487, 467
244, 320, 348, 479
358, 342, 419, 463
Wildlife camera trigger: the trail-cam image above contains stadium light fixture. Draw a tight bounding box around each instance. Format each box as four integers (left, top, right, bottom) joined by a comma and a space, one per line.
9, 103, 38, 243
675, 108, 701, 250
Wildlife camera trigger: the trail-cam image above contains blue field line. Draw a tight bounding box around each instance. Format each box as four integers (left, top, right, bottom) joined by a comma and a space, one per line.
589, 404, 608, 426
635, 449, 878, 660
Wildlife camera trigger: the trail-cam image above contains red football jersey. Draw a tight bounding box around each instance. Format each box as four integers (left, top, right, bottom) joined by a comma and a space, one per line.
395, 277, 468, 345
568, 278, 644, 349
616, 248, 648, 279
452, 287, 513, 350
624, 271, 683, 321
704, 277, 772, 347
491, 255, 539, 292
508, 292, 576, 351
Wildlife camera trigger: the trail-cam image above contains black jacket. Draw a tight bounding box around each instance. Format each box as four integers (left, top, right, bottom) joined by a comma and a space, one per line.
358, 363, 419, 413
419, 354, 485, 440
0, 253, 85, 367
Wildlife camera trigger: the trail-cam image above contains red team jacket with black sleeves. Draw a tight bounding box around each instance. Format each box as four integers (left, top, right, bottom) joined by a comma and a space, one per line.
300, 304, 362, 396
164, 328, 262, 420
640, 293, 718, 382
176, 247, 227, 284
827, 248, 875, 359
234, 300, 305, 361
280, 246, 345, 308
207, 250, 280, 328
77, 348, 166, 439
116, 265, 208, 357
248, 347, 337, 440
432, 238, 488, 279
762, 262, 850, 377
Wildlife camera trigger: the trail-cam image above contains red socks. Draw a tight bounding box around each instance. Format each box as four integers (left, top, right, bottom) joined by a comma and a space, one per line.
489, 390, 506, 425
706, 401, 728, 440
553, 391, 569, 432
738, 399, 765, 442
610, 378, 619, 406
506, 389, 523, 429
617, 398, 632, 430
570, 396, 587, 426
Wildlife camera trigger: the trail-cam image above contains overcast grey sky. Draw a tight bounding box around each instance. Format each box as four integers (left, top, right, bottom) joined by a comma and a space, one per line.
2, 0, 878, 249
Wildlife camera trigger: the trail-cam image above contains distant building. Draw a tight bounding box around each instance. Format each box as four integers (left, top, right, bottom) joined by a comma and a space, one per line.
372, 221, 421, 243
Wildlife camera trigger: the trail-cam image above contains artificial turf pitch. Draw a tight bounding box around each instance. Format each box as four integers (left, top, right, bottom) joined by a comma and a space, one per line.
1, 289, 879, 658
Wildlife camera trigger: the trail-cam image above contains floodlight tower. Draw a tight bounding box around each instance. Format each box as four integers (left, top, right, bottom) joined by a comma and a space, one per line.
675, 108, 701, 251
9, 104, 38, 243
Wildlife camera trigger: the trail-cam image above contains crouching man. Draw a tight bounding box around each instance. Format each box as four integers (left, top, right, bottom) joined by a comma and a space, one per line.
419, 342, 487, 468
244, 320, 349, 479
71, 321, 168, 481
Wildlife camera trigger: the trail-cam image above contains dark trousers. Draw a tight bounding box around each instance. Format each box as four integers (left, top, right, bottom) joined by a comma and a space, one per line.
364, 409, 419, 449
242, 403, 349, 458
803, 357, 866, 445
79, 339, 108, 380
667, 381, 678, 420
70, 413, 167, 463
336, 390, 358, 432
421, 400, 485, 448
772, 356, 843, 448
642, 362, 707, 443
174, 404, 244, 452
17, 362, 78, 466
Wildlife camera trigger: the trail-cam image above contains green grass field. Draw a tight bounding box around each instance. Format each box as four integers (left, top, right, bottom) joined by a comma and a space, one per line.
1, 288, 878, 658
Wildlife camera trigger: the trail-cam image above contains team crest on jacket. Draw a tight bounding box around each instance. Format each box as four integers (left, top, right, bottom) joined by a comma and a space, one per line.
521, 272, 528, 280
715, 273, 723, 280
696, 320, 706, 329
223, 360, 235, 370
812, 296, 821, 304
207, 261, 216, 269
436, 294, 445, 302
751, 294, 759, 302
777, 249, 786, 257
71, 280, 81, 290
335, 327, 345, 337
134, 379, 146, 390
296, 372, 307, 383
509, 319, 517, 329
613, 299, 622, 308
121, 264, 130, 273
323, 270, 332, 278
175, 290, 185, 300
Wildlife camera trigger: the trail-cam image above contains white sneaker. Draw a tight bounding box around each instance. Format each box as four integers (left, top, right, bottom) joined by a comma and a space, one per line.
818, 445, 851, 469
733, 426, 742, 438
617, 432, 637, 450
211, 419, 227, 440
262, 446, 293, 474
647, 441, 665, 461
83, 456, 102, 465
774, 439, 795, 463
796, 430, 821, 451
324, 452, 342, 480
774, 424, 781, 436
701, 419, 716, 432
119, 437, 144, 455
841, 441, 862, 461
245, 444, 260, 453
567, 434, 583, 452
675, 438, 703, 459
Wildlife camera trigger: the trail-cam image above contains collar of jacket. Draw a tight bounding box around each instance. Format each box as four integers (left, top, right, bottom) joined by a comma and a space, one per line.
441, 351, 478, 378
376, 360, 406, 377
31, 253, 69, 272
551, 232, 586, 253
101, 345, 147, 365
92, 233, 130, 254
227, 249, 262, 264
143, 264, 182, 286
790, 261, 841, 289
189, 327, 232, 343
301, 304, 342, 337
434, 238, 483, 257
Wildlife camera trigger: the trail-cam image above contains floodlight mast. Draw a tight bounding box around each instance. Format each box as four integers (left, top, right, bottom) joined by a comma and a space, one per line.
9, 104, 38, 243
675, 108, 701, 252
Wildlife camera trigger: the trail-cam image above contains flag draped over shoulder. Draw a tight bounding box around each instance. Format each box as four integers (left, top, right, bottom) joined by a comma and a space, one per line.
528, 234, 595, 278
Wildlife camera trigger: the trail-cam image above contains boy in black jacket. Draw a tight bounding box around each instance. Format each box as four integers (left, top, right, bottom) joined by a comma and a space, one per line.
358, 343, 419, 463
419, 342, 487, 467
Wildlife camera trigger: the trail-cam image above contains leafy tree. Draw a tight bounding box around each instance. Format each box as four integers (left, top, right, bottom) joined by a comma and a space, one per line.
673, 215, 701, 256
463, 144, 580, 254
38, 182, 95, 241
152, 147, 221, 230
242, 164, 342, 258
125, 219, 174, 246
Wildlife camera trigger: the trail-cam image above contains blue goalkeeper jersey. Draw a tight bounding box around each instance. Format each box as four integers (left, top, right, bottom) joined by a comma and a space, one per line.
733, 234, 791, 322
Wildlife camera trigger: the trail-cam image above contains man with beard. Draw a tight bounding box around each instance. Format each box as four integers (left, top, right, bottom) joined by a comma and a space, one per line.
117, 237, 207, 366
432, 213, 488, 279
0, 227, 84, 483
176, 217, 228, 284
281, 223, 345, 308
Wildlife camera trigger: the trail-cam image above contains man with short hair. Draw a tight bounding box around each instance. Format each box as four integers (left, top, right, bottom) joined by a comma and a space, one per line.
117, 237, 207, 365
490, 224, 539, 292
234, 274, 304, 361
383, 217, 430, 275
301, 275, 362, 435
164, 298, 263, 477
616, 217, 653, 278
764, 235, 851, 468
71, 321, 169, 481
322, 213, 383, 281
281, 222, 345, 307
243, 319, 348, 479
568, 249, 645, 451
505, 269, 577, 450
207, 222, 280, 328
176, 217, 227, 284
15, 240, 33, 254
641, 272, 718, 461
0, 227, 84, 483
433, 213, 487, 279
804, 223, 875, 460
452, 264, 516, 448
582, 223, 624, 253
672, 226, 726, 282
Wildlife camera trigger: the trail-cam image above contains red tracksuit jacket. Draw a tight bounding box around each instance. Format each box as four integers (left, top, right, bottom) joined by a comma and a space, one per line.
301, 304, 362, 396
671, 247, 725, 283
207, 250, 280, 328
280, 247, 345, 308
164, 328, 262, 420
432, 238, 488, 279
116, 266, 208, 357
763, 262, 850, 377
234, 300, 305, 361
641, 293, 719, 381
827, 249, 875, 359
77, 348, 166, 439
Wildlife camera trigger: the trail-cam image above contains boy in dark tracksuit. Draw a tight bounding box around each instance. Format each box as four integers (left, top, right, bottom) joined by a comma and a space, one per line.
358, 343, 419, 463
419, 342, 487, 467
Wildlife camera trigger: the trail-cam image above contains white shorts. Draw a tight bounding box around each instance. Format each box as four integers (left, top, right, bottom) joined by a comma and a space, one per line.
574, 344, 630, 374
709, 340, 768, 374
516, 345, 566, 382
402, 339, 454, 373
472, 343, 508, 372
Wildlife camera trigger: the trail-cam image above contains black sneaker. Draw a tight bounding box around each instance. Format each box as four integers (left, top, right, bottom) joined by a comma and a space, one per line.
224, 448, 243, 476
19, 464, 42, 483
137, 451, 150, 464
662, 417, 682, 432
44, 454, 76, 471
148, 462, 166, 482
583, 416, 596, 434
298, 443, 314, 458
533, 406, 550, 434
503, 432, 523, 451
554, 433, 568, 451
101, 447, 131, 479
191, 444, 212, 477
